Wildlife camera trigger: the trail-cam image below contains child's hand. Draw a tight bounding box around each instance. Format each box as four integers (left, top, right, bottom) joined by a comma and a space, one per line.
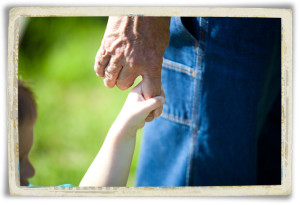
81, 83, 165, 188
118, 82, 165, 130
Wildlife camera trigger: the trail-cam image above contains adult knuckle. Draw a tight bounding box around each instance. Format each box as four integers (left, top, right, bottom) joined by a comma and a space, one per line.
106, 64, 120, 75
106, 49, 114, 55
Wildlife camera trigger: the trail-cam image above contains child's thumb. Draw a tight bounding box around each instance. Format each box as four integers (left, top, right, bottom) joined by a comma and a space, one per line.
143, 96, 165, 112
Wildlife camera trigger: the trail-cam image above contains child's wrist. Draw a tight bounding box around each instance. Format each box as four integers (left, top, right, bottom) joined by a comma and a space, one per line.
117, 110, 141, 129
110, 114, 138, 139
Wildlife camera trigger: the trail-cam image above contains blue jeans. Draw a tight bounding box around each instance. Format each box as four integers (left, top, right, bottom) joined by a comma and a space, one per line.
136, 17, 281, 186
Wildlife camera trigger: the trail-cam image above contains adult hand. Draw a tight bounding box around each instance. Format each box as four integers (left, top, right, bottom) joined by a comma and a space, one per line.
94, 16, 170, 121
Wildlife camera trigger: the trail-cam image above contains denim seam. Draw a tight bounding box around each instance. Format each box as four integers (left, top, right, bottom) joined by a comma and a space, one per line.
163, 58, 195, 77
185, 39, 200, 187
160, 112, 191, 126
185, 17, 208, 186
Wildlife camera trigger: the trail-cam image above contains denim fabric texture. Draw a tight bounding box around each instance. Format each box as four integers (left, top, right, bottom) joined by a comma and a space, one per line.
136, 17, 281, 186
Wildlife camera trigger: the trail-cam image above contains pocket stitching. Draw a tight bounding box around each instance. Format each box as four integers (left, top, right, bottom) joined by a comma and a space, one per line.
163, 58, 195, 77
160, 112, 191, 126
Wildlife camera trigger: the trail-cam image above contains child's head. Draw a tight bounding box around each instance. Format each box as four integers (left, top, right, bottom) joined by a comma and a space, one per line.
18, 80, 37, 186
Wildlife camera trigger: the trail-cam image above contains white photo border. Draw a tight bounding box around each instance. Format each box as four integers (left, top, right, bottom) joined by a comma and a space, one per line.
7, 6, 292, 196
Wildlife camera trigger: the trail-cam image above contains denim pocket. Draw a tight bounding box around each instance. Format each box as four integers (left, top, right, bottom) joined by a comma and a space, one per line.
160, 58, 195, 126
175, 17, 198, 44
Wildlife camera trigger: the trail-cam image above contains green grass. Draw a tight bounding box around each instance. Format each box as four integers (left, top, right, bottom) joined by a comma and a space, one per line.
19, 17, 142, 187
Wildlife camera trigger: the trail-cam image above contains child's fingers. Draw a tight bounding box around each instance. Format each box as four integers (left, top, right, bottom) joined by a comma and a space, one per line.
153, 105, 163, 118
143, 96, 165, 113
145, 114, 154, 122
152, 88, 165, 118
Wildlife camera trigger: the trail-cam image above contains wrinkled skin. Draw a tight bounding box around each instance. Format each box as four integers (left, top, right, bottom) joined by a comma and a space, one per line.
94, 16, 171, 121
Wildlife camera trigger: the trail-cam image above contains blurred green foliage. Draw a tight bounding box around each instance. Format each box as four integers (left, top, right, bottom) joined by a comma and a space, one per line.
19, 17, 142, 187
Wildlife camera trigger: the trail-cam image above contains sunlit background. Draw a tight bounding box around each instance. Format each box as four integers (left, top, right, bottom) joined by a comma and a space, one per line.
18, 17, 143, 187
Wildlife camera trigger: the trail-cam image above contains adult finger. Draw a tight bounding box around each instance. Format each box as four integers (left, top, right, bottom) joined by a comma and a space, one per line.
103, 55, 125, 88
94, 48, 111, 78
141, 74, 162, 120
141, 74, 162, 100
116, 64, 139, 90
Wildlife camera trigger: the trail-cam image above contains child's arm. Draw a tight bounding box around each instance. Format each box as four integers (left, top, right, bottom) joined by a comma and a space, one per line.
79, 83, 165, 187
